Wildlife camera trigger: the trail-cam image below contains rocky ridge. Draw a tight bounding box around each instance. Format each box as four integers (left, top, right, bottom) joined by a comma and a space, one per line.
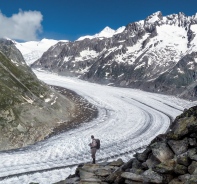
32, 11, 197, 100
54, 105, 197, 184
0, 38, 92, 151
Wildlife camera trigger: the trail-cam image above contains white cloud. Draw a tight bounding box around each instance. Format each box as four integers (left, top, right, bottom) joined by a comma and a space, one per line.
0, 10, 43, 41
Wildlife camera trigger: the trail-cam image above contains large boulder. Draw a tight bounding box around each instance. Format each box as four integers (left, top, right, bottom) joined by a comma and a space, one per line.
188, 161, 197, 174
152, 160, 175, 174
142, 169, 164, 183
151, 141, 174, 163
168, 138, 188, 155
176, 152, 189, 166
134, 148, 151, 162
121, 172, 143, 182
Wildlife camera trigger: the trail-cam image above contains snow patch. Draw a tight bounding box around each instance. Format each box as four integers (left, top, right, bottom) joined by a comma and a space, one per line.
15, 39, 68, 65
77, 26, 125, 41
80, 49, 98, 58
177, 68, 184, 74
11, 59, 19, 66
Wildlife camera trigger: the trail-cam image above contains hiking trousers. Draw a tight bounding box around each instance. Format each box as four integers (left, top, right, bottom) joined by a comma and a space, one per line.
91, 148, 97, 159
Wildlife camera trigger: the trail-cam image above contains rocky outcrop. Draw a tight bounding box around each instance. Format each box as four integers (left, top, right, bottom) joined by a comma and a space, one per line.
0, 38, 25, 65
54, 105, 197, 183
32, 12, 197, 100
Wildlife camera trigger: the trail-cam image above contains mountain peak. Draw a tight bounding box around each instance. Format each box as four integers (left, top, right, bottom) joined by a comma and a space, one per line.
178, 12, 186, 16
96, 26, 115, 37
153, 11, 162, 16
100, 26, 115, 33
146, 11, 163, 23
77, 26, 120, 41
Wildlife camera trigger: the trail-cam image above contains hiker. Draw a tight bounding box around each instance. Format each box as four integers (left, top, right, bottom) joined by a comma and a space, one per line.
89, 135, 97, 164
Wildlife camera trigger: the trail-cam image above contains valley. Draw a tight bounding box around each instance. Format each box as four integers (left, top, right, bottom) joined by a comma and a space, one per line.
0, 10, 197, 184
0, 70, 195, 184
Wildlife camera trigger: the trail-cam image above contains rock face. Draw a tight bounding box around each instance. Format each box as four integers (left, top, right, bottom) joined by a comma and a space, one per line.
32, 11, 197, 100
0, 38, 87, 151
54, 105, 197, 183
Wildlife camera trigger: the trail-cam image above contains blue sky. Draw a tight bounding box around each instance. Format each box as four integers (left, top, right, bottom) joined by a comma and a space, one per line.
0, 0, 196, 41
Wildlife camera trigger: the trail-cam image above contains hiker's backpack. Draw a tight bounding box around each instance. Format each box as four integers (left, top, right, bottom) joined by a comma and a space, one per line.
95, 139, 100, 149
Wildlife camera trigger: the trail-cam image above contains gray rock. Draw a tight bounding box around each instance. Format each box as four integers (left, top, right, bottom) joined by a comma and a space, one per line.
134, 148, 151, 162
95, 169, 111, 177
188, 175, 197, 184
141, 162, 148, 170
81, 164, 102, 172
121, 172, 143, 181
189, 154, 197, 161
190, 133, 197, 138
152, 161, 175, 174
79, 168, 98, 180
125, 179, 143, 184
188, 148, 197, 159
168, 138, 188, 155
114, 173, 125, 184
188, 161, 197, 174
174, 164, 187, 175
146, 154, 160, 169
105, 170, 123, 183
65, 177, 80, 184
129, 168, 144, 175
142, 169, 164, 183
169, 178, 184, 184
188, 138, 197, 147
122, 158, 134, 171
176, 152, 189, 166
109, 158, 124, 167
80, 178, 101, 183
151, 141, 174, 163
132, 159, 145, 170
178, 174, 191, 182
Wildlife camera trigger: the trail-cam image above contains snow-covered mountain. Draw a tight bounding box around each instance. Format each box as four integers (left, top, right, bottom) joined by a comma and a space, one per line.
15, 38, 68, 65
77, 26, 125, 41
32, 11, 197, 99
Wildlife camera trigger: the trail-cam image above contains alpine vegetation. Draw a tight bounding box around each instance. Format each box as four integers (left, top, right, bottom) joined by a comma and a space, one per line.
0, 38, 82, 151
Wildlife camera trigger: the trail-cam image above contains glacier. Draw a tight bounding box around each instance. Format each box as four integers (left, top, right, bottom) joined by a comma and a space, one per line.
0, 70, 196, 184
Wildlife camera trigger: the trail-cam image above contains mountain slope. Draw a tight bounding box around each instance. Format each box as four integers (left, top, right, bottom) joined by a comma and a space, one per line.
15, 38, 68, 65
32, 11, 197, 99
0, 38, 78, 151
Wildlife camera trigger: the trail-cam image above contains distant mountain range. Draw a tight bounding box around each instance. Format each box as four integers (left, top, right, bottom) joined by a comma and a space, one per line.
15, 38, 68, 65
17, 11, 197, 100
